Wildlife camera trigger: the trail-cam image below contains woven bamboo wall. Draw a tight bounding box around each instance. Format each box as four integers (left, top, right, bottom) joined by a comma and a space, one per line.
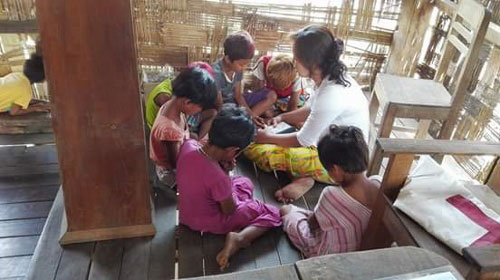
132, 0, 400, 88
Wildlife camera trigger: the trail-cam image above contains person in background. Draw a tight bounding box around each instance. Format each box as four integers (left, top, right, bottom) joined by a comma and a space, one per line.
0, 53, 51, 116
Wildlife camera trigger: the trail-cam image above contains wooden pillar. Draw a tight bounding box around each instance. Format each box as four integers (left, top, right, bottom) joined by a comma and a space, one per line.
385, 0, 434, 76
36, 0, 155, 244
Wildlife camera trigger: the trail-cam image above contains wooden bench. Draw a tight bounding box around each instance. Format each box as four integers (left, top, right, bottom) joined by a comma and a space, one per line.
363, 138, 500, 279
184, 247, 463, 280
26, 157, 326, 279
0, 112, 54, 145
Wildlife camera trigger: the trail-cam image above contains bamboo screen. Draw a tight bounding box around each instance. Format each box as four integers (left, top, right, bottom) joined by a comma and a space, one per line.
132, 0, 400, 88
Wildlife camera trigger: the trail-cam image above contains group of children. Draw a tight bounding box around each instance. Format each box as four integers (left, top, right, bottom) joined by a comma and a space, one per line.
147, 25, 379, 270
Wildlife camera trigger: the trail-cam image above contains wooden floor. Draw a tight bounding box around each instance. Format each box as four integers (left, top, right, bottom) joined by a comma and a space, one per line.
25, 157, 325, 280
0, 143, 60, 280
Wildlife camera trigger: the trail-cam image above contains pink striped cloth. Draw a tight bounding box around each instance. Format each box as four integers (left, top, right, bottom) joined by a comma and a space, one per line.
283, 183, 374, 257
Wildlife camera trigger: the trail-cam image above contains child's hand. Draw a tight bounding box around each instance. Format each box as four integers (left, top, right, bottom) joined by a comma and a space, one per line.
266, 115, 282, 127
251, 114, 266, 129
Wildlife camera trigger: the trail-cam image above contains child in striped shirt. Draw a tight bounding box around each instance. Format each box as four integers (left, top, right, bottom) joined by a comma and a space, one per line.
280, 125, 380, 257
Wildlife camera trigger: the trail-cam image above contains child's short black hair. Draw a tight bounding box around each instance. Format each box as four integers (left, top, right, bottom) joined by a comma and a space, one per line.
209, 104, 255, 150
172, 67, 217, 110
223, 31, 255, 62
317, 125, 368, 173
23, 54, 45, 84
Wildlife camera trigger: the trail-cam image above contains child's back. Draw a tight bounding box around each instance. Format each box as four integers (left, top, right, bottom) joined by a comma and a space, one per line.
281, 125, 379, 257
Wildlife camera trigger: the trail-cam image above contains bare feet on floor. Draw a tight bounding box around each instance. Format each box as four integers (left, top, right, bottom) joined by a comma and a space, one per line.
275, 177, 315, 203
216, 232, 244, 271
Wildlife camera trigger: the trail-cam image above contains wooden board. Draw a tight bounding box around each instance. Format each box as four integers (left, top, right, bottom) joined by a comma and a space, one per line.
0, 164, 60, 177
26, 190, 64, 280
0, 133, 55, 145
88, 240, 125, 280
37, 0, 153, 243
0, 173, 60, 189
296, 247, 451, 280
178, 225, 204, 278
0, 20, 38, 33
148, 191, 177, 280
0, 145, 58, 167
186, 264, 300, 280
0, 256, 32, 278
0, 201, 53, 220
0, 113, 52, 134
120, 237, 152, 280
54, 243, 95, 280
0, 218, 47, 238
0, 185, 59, 204
0, 236, 39, 258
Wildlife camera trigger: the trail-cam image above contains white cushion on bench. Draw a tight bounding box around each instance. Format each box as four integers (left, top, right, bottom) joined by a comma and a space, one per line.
394, 156, 500, 255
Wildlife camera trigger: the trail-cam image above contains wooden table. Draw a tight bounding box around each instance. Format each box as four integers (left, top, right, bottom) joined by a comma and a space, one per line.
185, 247, 463, 280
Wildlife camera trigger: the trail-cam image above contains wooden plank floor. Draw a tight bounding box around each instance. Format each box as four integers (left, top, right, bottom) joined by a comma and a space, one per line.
27, 156, 325, 279
0, 143, 60, 280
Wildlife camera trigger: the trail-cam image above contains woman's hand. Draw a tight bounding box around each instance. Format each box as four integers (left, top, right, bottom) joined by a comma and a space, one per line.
266, 115, 282, 127
255, 129, 272, 144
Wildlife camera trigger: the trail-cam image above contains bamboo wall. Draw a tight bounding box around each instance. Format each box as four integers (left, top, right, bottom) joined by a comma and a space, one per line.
132, 0, 399, 88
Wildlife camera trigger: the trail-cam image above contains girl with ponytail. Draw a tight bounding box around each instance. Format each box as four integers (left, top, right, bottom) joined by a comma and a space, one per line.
244, 25, 370, 203
280, 125, 381, 257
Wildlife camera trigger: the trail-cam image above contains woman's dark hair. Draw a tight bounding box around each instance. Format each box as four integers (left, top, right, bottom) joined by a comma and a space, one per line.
290, 25, 350, 87
209, 104, 256, 150
23, 53, 45, 84
223, 31, 255, 62
172, 67, 218, 110
317, 125, 368, 173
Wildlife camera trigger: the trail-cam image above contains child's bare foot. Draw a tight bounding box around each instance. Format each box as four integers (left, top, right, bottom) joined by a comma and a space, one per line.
216, 232, 243, 271
275, 177, 315, 203
280, 205, 292, 216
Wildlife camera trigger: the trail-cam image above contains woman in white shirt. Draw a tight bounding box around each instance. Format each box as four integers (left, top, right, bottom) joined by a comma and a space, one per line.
244, 25, 369, 203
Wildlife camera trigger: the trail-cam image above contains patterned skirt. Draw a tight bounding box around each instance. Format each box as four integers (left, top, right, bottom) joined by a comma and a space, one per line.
244, 143, 334, 184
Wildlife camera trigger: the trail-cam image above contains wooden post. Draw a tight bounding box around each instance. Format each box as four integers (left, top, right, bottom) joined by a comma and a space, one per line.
36, 0, 155, 244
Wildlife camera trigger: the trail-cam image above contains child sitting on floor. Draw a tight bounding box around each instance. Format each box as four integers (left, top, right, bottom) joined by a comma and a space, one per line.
150, 66, 217, 189
246, 54, 307, 117
280, 125, 380, 257
145, 62, 217, 140
176, 104, 282, 270
211, 31, 265, 128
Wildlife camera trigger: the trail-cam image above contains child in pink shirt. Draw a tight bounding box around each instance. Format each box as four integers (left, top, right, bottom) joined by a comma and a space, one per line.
150, 66, 217, 188
176, 105, 281, 270
280, 125, 380, 257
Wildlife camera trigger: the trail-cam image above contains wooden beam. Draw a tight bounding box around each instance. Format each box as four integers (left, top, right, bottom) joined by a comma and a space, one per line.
377, 139, 500, 156
36, 0, 154, 243
0, 20, 38, 33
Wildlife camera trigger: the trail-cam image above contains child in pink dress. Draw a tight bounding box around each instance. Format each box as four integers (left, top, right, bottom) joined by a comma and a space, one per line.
176, 105, 282, 270
280, 125, 380, 257
150, 66, 217, 188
